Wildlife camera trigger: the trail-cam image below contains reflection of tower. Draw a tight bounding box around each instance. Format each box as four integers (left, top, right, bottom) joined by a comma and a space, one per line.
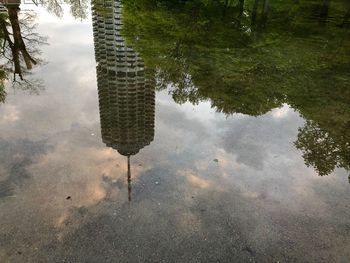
92, 0, 155, 201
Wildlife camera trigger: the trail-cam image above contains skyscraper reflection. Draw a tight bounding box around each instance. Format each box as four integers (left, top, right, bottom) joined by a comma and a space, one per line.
92, 0, 155, 200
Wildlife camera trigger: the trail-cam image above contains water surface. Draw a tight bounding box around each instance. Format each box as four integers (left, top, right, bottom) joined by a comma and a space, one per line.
0, 1, 349, 262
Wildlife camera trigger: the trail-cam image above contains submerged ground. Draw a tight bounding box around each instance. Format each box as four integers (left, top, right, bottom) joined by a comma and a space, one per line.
0, 0, 349, 262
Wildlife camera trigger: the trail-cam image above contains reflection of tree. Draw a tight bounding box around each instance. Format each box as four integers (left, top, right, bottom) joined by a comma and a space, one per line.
0, 3, 46, 94
42, 0, 64, 17
92, 0, 155, 200
1, 6, 37, 79
122, 0, 350, 180
295, 121, 350, 179
43, 0, 89, 19
0, 69, 6, 103
123, 0, 283, 116
66, 0, 89, 19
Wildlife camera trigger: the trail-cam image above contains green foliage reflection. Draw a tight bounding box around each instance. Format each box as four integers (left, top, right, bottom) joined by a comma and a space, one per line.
122, 0, 350, 180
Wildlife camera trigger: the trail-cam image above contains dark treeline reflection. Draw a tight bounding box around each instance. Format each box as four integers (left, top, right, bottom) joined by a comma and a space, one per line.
92, 0, 155, 200
120, 0, 350, 180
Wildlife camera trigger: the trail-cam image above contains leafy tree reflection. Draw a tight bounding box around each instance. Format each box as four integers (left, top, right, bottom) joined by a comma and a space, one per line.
295, 121, 350, 181
122, 0, 350, 181
43, 0, 89, 19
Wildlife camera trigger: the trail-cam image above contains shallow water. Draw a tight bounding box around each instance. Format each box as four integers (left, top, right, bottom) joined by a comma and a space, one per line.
0, 1, 349, 262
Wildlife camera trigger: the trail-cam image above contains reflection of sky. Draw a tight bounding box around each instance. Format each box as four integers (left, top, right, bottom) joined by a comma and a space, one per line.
0, 6, 349, 262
